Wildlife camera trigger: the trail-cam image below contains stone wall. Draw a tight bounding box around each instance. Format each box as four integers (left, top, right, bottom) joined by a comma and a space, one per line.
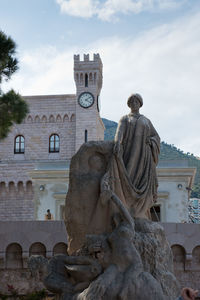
162, 222, 200, 290
0, 221, 200, 294
0, 269, 45, 295
0, 221, 68, 295
0, 163, 34, 220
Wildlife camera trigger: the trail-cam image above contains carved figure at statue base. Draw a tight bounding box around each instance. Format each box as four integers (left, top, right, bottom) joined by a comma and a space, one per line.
29, 94, 180, 299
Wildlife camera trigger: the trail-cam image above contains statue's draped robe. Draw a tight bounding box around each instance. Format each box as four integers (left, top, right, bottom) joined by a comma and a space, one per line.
101, 114, 160, 218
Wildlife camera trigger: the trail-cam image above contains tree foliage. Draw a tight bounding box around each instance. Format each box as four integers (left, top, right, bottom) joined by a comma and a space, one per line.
0, 89, 28, 139
0, 30, 28, 139
0, 31, 18, 83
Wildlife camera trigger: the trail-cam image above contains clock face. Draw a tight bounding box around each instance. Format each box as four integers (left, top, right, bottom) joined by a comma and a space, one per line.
78, 92, 94, 108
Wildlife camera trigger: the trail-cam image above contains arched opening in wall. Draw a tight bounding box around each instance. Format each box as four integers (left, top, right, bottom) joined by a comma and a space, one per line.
14, 135, 25, 154
89, 73, 93, 84
0, 181, 6, 197
29, 242, 46, 257
76, 73, 79, 83
94, 72, 96, 84
26, 181, 33, 200
63, 114, 69, 122
49, 115, 55, 123
171, 244, 185, 270
8, 181, 15, 195
6, 243, 23, 269
27, 115, 33, 123
150, 205, 161, 222
80, 73, 83, 85
26, 180, 32, 193
56, 114, 62, 123
85, 130, 88, 143
192, 246, 200, 266
70, 114, 75, 122
17, 181, 24, 195
42, 115, 47, 123
53, 243, 68, 256
35, 115, 40, 123
85, 73, 88, 87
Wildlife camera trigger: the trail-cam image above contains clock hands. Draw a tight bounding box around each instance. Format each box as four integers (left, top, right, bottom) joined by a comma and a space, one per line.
84, 97, 92, 103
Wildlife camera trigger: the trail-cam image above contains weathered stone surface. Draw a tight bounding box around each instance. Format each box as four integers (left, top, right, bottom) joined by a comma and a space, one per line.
134, 218, 179, 299
0, 269, 45, 295
65, 141, 113, 255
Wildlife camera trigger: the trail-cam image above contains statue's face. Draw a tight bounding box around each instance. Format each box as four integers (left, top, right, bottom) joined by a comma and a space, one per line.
130, 97, 140, 110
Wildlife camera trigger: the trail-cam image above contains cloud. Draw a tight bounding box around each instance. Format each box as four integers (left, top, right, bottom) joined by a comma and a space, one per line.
2, 46, 76, 95
56, 0, 98, 18
2, 11, 200, 155
56, 0, 187, 21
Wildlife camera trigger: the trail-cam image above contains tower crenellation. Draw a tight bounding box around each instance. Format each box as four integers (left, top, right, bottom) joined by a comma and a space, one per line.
74, 53, 102, 92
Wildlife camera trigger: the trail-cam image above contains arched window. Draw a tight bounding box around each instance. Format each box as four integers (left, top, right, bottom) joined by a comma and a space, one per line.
85, 130, 88, 142
14, 135, 25, 154
49, 134, 60, 153
85, 73, 88, 87
80, 73, 83, 84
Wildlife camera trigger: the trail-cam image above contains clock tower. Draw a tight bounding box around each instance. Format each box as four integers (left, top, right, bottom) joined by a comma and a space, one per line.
74, 53, 104, 151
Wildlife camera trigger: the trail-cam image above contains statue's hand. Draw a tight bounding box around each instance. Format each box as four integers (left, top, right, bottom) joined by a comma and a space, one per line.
113, 142, 121, 155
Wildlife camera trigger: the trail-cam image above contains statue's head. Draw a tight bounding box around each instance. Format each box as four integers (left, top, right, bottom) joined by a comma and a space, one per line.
127, 93, 143, 108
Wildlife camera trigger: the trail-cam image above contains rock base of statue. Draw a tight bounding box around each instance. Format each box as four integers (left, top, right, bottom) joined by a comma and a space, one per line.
29, 141, 180, 300
42, 218, 179, 300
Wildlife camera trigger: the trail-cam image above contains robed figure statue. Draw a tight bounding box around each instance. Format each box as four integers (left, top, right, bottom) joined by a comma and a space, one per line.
101, 93, 160, 219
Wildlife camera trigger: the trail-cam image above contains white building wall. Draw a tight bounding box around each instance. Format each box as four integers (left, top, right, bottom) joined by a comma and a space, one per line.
157, 167, 196, 223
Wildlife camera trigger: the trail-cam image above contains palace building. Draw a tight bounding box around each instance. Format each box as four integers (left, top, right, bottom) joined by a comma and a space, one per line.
0, 53, 104, 221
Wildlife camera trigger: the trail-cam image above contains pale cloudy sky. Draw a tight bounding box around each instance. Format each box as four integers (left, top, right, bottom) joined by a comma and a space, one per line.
1, 0, 200, 155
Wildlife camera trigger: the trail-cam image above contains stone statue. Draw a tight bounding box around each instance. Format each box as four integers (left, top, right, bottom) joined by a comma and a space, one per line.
36, 188, 179, 299
101, 93, 160, 219
29, 94, 180, 299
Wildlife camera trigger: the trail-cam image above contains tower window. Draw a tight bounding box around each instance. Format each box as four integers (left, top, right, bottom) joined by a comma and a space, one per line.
85, 130, 88, 142
85, 74, 88, 87
49, 134, 60, 153
14, 135, 25, 154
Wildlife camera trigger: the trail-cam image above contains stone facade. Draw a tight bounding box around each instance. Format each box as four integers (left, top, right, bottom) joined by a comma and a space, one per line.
0, 54, 105, 221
